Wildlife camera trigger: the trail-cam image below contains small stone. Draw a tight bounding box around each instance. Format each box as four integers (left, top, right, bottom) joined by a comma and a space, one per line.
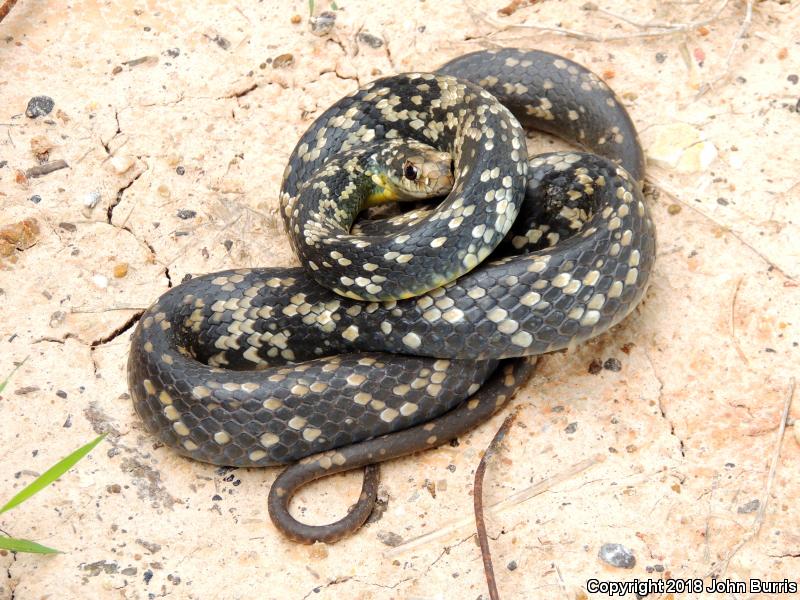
667, 204, 682, 215
92, 274, 109, 289
58, 221, 77, 232
26, 96, 55, 118
646, 122, 717, 172
157, 185, 170, 198
164, 48, 180, 58
83, 190, 102, 208
655, 52, 667, 64
788, 74, 798, 85
110, 154, 135, 174
212, 494, 222, 501
113, 263, 129, 278
581, 1, 598, 9
737, 499, 760, 514
107, 483, 122, 493
176, 166, 185, 175
112, 65, 123, 75
377, 531, 404, 547
588, 358, 603, 374
507, 560, 518, 571
176, 209, 196, 220
598, 543, 636, 569
143, 570, 153, 584
310, 11, 336, 36
29, 195, 41, 204
290, 14, 301, 24
603, 358, 622, 372
121, 567, 138, 576
212, 35, 230, 50
272, 53, 295, 69
357, 32, 384, 48
565, 422, 578, 434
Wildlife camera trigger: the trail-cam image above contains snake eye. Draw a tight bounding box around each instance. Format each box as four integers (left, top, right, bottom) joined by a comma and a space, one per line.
403, 162, 419, 182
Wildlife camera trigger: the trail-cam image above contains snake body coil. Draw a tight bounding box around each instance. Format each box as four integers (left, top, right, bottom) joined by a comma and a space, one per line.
128, 49, 656, 543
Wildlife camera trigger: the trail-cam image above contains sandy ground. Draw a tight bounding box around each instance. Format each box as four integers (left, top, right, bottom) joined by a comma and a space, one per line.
1, 1, 799, 598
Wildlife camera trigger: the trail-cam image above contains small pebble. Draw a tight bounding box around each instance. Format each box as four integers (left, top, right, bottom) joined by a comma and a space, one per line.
143, 570, 153, 584
357, 32, 384, 48
113, 263, 129, 278
598, 543, 636, 569
272, 53, 295, 69
223, 239, 233, 251
212, 35, 230, 50
603, 358, 622, 372
177, 209, 196, 220
588, 358, 603, 374
107, 483, 122, 493
29, 195, 41, 204
164, 48, 180, 58
83, 190, 102, 208
788, 74, 799, 85
655, 52, 667, 64
92, 274, 109, 289
737, 499, 760, 514
507, 560, 518, 571
377, 531, 404, 547
176, 166, 185, 175
310, 11, 336, 36
290, 14, 301, 24
157, 185, 170, 199
667, 204, 682, 215
26, 96, 55, 118
565, 422, 578, 434
110, 154, 135, 174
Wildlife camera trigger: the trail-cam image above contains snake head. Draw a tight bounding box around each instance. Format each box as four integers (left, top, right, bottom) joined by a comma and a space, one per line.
367, 139, 454, 204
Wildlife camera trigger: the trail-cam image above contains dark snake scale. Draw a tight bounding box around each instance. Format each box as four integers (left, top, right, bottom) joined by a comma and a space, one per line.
128, 49, 656, 543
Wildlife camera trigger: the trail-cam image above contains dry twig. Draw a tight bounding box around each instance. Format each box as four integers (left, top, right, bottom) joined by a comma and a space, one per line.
474, 409, 521, 600
384, 454, 604, 557
464, 0, 733, 43
696, 0, 754, 99
707, 378, 795, 578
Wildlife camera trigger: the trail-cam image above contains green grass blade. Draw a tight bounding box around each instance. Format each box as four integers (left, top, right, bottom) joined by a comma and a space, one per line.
0, 356, 29, 394
0, 434, 106, 514
0, 536, 61, 554
309, 0, 315, 15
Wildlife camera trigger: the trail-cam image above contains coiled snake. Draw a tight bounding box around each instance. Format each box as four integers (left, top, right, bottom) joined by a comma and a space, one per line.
127, 48, 656, 543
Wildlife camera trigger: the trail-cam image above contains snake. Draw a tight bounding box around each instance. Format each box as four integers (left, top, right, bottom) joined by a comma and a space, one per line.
127, 48, 656, 544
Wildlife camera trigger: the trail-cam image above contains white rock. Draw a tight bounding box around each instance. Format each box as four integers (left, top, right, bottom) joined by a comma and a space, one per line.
110, 154, 135, 174
646, 123, 717, 173
83, 190, 101, 208
92, 274, 109, 289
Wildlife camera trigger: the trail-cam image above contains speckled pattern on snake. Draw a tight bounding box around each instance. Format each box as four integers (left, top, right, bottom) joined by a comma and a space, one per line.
127, 48, 656, 543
